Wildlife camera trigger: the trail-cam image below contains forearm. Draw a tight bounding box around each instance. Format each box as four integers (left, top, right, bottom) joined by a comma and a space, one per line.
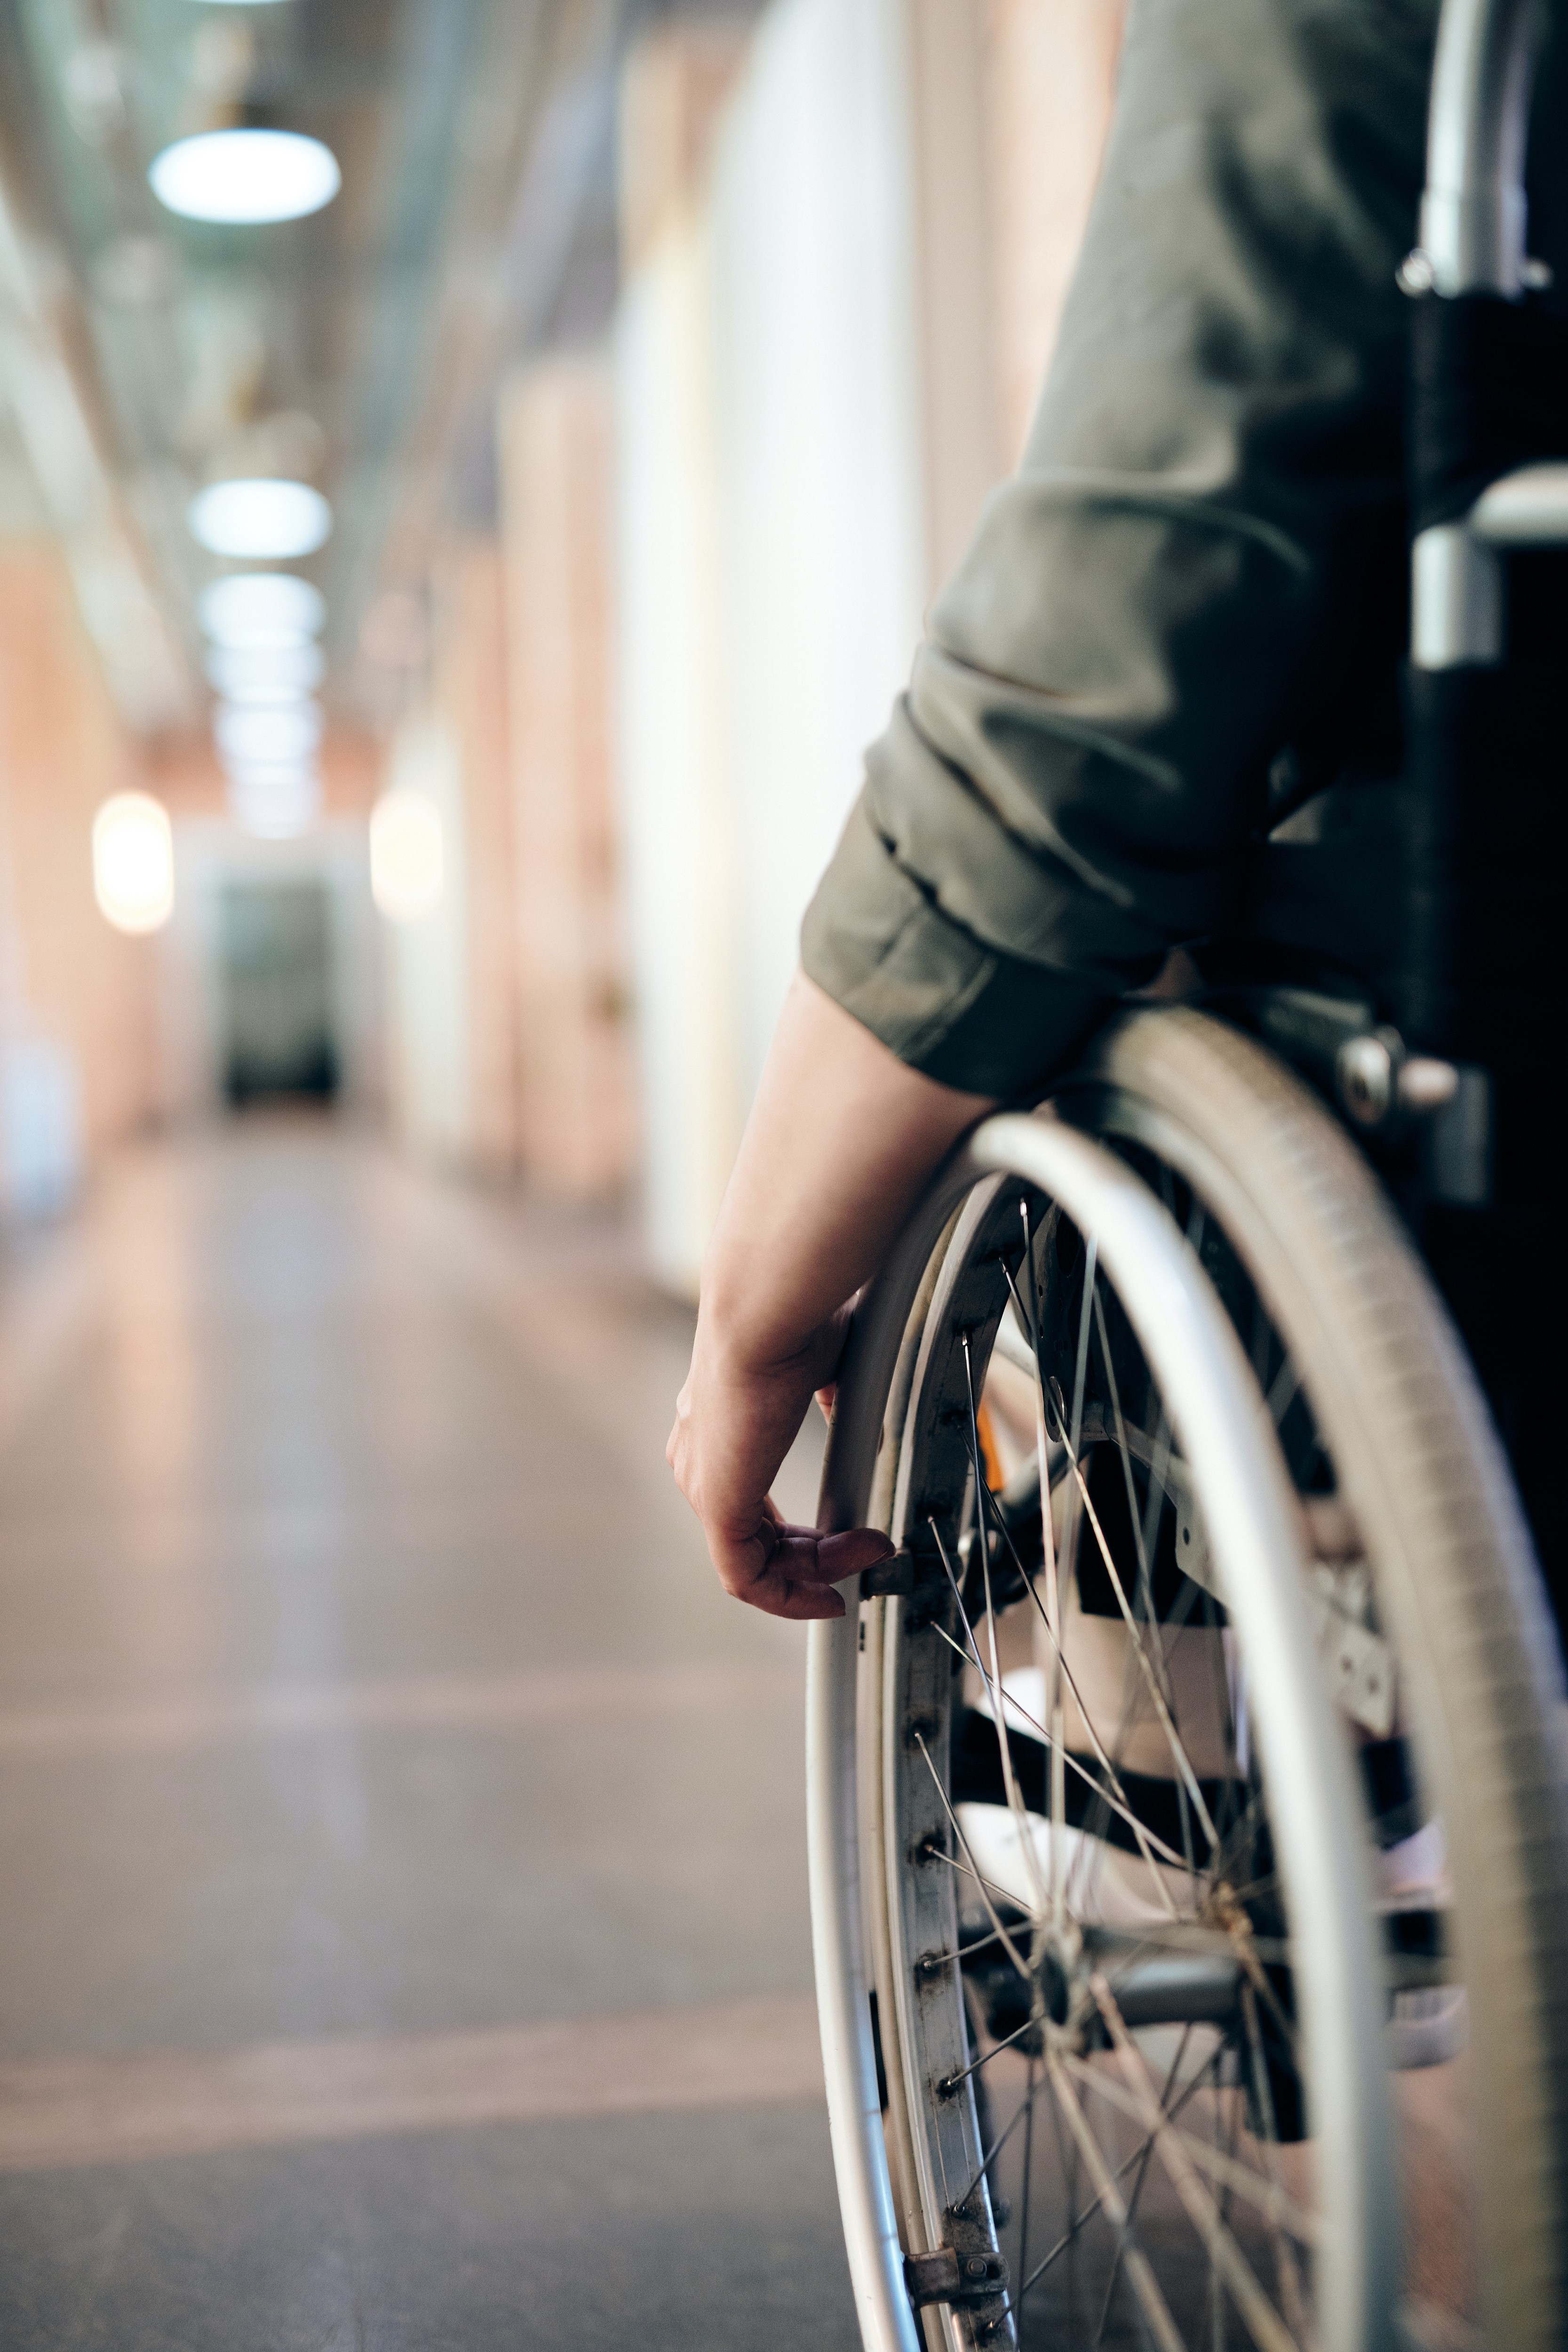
669, 971, 993, 1618
700, 971, 994, 1374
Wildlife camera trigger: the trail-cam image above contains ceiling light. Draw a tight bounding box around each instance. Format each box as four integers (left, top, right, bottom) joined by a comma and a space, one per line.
370, 788, 443, 922
189, 478, 331, 559
215, 700, 322, 765
199, 571, 324, 647
205, 641, 325, 702
150, 129, 340, 225
92, 792, 174, 934
228, 767, 321, 841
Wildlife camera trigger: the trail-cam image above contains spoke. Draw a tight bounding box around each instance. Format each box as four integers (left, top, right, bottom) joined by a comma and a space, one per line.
1018, 2043, 1228, 2301
1210, 1781, 1271, 1884
940, 2008, 1040, 2095
1091, 1275, 1198, 1879
912, 1730, 1032, 1978
1265, 1353, 1302, 1431
1069, 1235, 1098, 1454
957, 1368, 1189, 1909
1058, 2049, 1320, 2247
956, 2066, 1041, 2210
1091, 1280, 1163, 1649
1012, 1211, 1071, 1941
932, 1621, 1193, 1880
963, 1332, 1050, 1917
928, 1839, 1040, 1919
1056, 1433, 1220, 1850
1238, 1981, 1309, 2341
1090, 1973, 1305, 2352
1138, 1402, 1176, 1624
1045, 2055, 1188, 2352
921, 1917, 1020, 1972
1094, 2026, 1194, 2348
930, 1517, 1075, 1911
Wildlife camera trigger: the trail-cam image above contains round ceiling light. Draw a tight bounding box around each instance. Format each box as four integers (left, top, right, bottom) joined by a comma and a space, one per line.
150, 129, 340, 226
205, 641, 325, 702
199, 572, 325, 647
215, 700, 323, 766
189, 479, 331, 560
228, 767, 321, 842
92, 792, 175, 935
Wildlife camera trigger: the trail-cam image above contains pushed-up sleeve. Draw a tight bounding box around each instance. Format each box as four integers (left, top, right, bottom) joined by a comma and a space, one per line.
802, 0, 1435, 1097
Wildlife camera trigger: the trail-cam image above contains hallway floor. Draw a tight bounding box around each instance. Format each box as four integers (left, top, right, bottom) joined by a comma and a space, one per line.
0, 1118, 856, 2351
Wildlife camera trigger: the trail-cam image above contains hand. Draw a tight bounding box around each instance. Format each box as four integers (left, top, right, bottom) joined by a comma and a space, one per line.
667, 1313, 893, 1620
664, 971, 993, 1620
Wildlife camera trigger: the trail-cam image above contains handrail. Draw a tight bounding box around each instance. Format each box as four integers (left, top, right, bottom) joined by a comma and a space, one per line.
1420, 0, 1542, 294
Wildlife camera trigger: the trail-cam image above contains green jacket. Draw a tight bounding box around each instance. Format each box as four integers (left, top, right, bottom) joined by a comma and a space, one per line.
802, 0, 1440, 1097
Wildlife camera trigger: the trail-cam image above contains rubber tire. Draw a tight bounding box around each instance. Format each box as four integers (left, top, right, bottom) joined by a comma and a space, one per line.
1066, 1006, 1568, 2352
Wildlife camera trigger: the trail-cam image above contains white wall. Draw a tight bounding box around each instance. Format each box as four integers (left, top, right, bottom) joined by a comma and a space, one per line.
378, 714, 471, 1164
710, 0, 928, 1110
613, 0, 929, 1295
614, 220, 740, 1295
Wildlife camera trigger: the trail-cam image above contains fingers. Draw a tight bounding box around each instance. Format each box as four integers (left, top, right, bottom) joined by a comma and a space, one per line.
816, 1526, 896, 1580
708, 1519, 894, 1620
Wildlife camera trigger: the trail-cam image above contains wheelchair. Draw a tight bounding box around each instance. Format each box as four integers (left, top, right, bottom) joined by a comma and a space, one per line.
805, 2, 1568, 2344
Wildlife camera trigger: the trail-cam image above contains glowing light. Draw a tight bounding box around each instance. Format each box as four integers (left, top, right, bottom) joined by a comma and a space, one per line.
205, 641, 324, 702
149, 129, 340, 225
199, 572, 324, 647
92, 792, 174, 934
228, 767, 321, 841
370, 788, 443, 922
215, 700, 322, 765
189, 478, 331, 559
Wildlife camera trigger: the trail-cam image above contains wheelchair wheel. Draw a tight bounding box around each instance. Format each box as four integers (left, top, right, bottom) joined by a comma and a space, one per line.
808, 1008, 1568, 2352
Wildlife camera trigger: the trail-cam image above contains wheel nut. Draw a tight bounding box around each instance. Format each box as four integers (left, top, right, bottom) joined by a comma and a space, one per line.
1337, 1033, 1394, 1126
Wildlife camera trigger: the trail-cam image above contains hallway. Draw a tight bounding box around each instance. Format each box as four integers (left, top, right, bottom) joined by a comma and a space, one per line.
0, 1122, 855, 2351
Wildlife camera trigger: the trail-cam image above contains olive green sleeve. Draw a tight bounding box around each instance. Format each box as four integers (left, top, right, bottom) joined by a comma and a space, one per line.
802, 0, 1435, 1097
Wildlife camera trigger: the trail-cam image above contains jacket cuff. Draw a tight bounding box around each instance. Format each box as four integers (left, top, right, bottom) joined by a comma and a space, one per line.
801, 795, 1113, 1098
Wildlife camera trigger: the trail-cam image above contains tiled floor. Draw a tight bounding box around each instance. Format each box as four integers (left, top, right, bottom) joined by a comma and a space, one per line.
0, 1117, 857, 2350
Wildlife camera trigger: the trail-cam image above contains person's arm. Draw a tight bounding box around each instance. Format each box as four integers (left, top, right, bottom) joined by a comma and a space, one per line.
667, 971, 995, 1618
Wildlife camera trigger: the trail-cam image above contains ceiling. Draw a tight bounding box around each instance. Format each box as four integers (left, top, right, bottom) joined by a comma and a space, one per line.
0, 0, 629, 733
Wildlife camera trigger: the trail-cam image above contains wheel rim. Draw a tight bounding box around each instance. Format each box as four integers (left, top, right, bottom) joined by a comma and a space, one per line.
812, 1112, 1395, 2352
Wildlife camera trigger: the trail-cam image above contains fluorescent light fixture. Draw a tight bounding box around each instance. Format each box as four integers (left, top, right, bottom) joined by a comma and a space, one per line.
370, 788, 443, 922
150, 129, 340, 225
189, 478, 331, 559
205, 641, 325, 702
199, 572, 324, 646
215, 699, 323, 765
228, 767, 321, 841
92, 792, 174, 934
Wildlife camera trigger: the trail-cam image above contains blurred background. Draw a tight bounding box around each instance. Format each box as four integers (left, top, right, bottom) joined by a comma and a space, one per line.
0, 1, 1119, 2344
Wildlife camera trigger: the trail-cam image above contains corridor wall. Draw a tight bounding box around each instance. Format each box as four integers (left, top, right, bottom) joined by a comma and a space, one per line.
613, 24, 749, 1295
501, 356, 637, 1202
379, 711, 474, 1166
611, 0, 1128, 1299
375, 541, 522, 1178
707, 0, 928, 1124
613, 0, 935, 1298
0, 542, 160, 1215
